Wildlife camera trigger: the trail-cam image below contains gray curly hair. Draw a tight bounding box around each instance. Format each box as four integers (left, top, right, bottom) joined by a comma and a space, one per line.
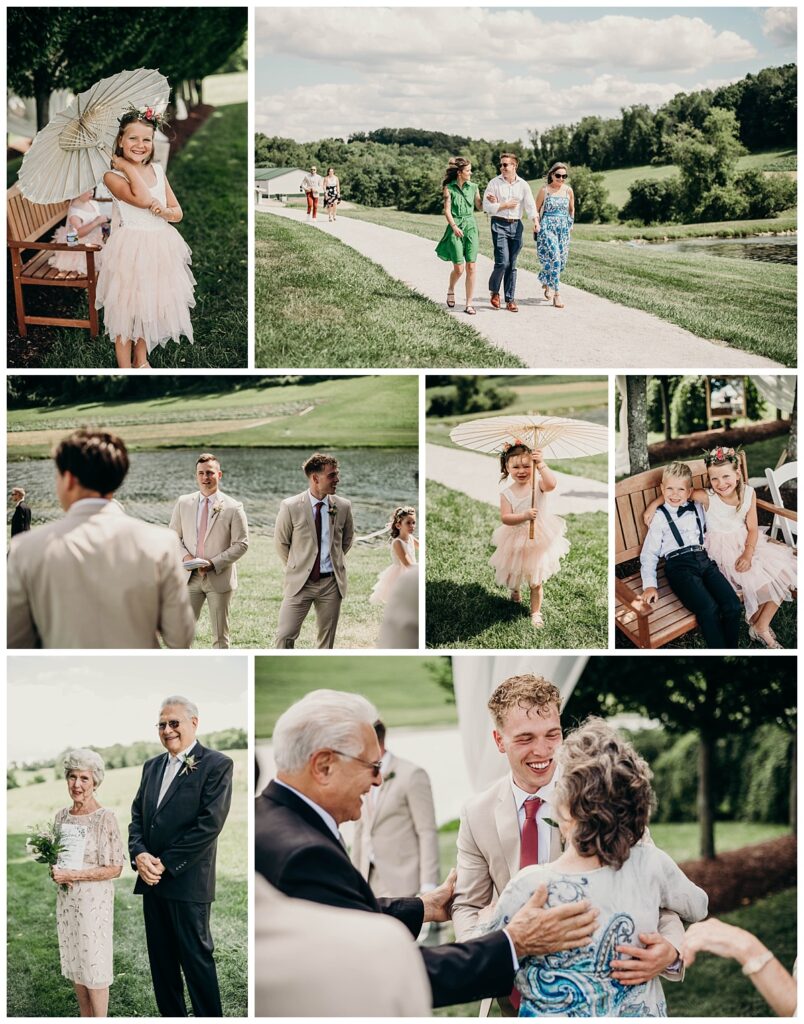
62, 748, 106, 788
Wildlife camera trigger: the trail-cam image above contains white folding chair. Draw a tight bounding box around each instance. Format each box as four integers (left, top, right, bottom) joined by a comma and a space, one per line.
765, 460, 798, 549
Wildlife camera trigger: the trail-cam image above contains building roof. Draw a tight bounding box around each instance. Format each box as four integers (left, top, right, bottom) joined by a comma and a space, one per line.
254, 167, 304, 181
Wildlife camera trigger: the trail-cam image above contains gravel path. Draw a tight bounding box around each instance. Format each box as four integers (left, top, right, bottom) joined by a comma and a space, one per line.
426, 443, 608, 515
260, 205, 781, 369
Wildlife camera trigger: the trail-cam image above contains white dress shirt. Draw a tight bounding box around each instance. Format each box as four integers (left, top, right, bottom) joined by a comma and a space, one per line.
510, 767, 561, 865
640, 501, 708, 590
302, 173, 323, 193
308, 490, 334, 573
482, 174, 538, 222
157, 739, 198, 807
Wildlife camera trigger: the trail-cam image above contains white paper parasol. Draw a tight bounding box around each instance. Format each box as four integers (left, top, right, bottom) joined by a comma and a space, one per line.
17, 68, 170, 204
450, 414, 608, 537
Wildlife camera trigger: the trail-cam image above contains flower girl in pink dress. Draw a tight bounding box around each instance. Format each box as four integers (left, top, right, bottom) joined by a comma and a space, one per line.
48, 190, 109, 278
370, 506, 418, 605
489, 442, 570, 629
96, 108, 195, 368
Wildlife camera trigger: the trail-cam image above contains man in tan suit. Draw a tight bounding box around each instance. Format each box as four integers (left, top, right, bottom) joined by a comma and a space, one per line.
7, 429, 194, 649
353, 720, 440, 899
453, 674, 686, 1012
274, 452, 354, 649
255, 876, 432, 1016
169, 453, 249, 649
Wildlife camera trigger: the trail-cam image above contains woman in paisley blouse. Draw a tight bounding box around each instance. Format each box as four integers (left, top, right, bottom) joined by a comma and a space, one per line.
51, 749, 126, 1017
483, 719, 708, 1017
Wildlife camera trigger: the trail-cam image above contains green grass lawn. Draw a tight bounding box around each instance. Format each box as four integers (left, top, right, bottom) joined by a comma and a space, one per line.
188, 534, 391, 650
254, 213, 523, 369
7, 376, 418, 457
255, 656, 457, 737
7, 103, 247, 370
426, 482, 607, 649
7, 751, 247, 1017
342, 206, 797, 365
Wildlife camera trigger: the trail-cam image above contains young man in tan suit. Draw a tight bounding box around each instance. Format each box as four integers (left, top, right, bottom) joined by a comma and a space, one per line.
274, 452, 354, 649
169, 453, 249, 649
452, 674, 686, 1013
353, 720, 440, 899
7, 429, 194, 649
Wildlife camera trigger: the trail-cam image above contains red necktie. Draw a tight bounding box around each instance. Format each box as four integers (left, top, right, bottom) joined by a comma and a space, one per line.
309, 501, 324, 582
511, 797, 543, 1010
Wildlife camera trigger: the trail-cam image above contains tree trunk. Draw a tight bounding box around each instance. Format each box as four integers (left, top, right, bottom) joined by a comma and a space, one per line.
697, 732, 716, 859
35, 78, 50, 132
626, 376, 650, 474
195, 78, 204, 106
659, 378, 672, 441
790, 731, 797, 835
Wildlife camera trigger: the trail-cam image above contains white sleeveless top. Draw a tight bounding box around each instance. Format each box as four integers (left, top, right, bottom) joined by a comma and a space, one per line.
706, 485, 753, 534
107, 163, 168, 232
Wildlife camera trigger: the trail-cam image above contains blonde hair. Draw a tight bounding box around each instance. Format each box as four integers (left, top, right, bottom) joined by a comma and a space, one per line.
705, 460, 745, 506
555, 718, 654, 870
487, 674, 561, 731
662, 461, 693, 486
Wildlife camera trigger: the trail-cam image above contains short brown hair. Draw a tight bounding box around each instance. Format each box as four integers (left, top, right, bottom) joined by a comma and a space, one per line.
499, 152, 519, 167
555, 718, 654, 870
303, 452, 338, 477
53, 429, 129, 494
662, 461, 693, 485
196, 453, 220, 468
487, 674, 561, 731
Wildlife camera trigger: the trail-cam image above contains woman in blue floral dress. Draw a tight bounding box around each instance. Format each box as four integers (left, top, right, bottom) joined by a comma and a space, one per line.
481, 719, 708, 1017
535, 163, 575, 308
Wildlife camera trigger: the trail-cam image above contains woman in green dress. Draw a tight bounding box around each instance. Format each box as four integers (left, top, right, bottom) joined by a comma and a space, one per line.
435, 157, 482, 315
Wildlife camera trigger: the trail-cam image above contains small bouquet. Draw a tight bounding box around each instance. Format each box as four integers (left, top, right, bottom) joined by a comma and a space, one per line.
26, 823, 68, 891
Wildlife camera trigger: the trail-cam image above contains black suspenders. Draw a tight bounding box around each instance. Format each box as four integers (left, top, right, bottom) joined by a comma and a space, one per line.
658, 503, 704, 547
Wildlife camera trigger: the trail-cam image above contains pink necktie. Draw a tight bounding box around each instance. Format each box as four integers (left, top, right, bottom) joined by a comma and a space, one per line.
511, 797, 543, 1011
197, 498, 209, 558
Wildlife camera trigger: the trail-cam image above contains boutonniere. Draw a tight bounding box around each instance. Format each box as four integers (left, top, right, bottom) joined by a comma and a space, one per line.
180, 754, 199, 776
543, 817, 566, 850
212, 501, 224, 515
383, 771, 396, 783
327, 501, 337, 519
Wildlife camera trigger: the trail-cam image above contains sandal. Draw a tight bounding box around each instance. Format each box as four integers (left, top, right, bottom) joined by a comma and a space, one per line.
464, 305, 477, 315
510, 590, 521, 604
134, 361, 152, 369
446, 291, 455, 308
553, 293, 565, 309
531, 612, 545, 629
542, 285, 552, 300
749, 625, 783, 649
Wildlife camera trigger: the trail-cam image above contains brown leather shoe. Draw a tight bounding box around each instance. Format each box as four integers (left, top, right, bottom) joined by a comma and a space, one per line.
506, 301, 519, 312
490, 292, 501, 309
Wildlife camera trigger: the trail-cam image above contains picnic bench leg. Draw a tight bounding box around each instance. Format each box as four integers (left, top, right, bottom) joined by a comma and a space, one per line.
87, 252, 100, 338
10, 249, 28, 337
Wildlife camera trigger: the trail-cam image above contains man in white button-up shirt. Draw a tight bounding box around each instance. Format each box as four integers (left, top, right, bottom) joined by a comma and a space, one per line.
301, 166, 324, 220
482, 154, 539, 312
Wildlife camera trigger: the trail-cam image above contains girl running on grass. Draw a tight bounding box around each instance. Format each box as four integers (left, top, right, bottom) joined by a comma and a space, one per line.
489, 442, 569, 629
370, 505, 418, 605
96, 107, 195, 368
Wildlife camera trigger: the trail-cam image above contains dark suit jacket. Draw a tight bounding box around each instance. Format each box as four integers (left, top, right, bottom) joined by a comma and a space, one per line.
129, 742, 233, 903
256, 780, 514, 1008
11, 502, 31, 537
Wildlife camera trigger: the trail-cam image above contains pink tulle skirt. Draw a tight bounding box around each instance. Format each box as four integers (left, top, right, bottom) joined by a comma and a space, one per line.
489, 513, 570, 590
705, 526, 797, 621
48, 225, 104, 273
95, 223, 195, 352
370, 563, 413, 605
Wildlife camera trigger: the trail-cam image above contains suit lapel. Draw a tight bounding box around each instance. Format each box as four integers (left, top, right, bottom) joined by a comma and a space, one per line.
204, 492, 224, 541
186, 495, 199, 553
548, 819, 563, 861
495, 778, 520, 885
301, 492, 316, 536
371, 753, 395, 823
156, 743, 204, 816
147, 753, 170, 817
265, 780, 351, 860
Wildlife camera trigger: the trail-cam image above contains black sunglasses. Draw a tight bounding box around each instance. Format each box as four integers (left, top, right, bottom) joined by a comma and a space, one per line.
157, 719, 184, 731
331, 750, 383, 777
554, 173, 568, 179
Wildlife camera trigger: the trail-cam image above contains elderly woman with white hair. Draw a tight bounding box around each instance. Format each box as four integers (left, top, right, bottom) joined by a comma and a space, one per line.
52, 748, 125, 1018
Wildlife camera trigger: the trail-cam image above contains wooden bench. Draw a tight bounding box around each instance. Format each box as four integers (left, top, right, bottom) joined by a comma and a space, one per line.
615, 454, 797, 648
7, 184, 103, 338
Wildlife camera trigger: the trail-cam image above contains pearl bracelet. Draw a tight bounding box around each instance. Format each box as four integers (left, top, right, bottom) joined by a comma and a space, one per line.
742, 949, 774, 976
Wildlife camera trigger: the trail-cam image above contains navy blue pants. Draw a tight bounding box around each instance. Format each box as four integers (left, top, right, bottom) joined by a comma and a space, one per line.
665, 552, 741, 648
488, 218, 523, 303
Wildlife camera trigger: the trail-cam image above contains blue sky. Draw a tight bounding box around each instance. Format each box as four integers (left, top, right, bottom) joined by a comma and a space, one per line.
255, 6, 796, 142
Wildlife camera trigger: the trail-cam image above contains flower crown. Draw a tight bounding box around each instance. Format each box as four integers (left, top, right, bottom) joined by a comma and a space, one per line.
501, 438, 529, 454
703, 445, 740, 468
119, 104, 168, 131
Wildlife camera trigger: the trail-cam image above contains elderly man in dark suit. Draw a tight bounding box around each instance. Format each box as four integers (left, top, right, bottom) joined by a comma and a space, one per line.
10, 487, 31, 536
255, 688, 598, 1010
130, 695, 233, 1017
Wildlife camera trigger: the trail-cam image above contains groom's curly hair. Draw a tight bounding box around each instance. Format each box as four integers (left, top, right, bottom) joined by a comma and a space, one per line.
488, 674, 561, 730
555, 718, 655, 870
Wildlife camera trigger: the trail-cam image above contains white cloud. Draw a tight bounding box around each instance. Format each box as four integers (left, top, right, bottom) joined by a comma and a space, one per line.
257, 8, 756, 73
762, 7, 797, 46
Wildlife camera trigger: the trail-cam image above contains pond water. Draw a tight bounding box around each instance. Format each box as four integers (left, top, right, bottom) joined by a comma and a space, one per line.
8, 447, 419, 537
648, 234, 797, 265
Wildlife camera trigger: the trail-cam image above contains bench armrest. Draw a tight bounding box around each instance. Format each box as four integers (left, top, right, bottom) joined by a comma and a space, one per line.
615, 577, 651, 617
756, 497, 797, 523
8, 240, 103, 252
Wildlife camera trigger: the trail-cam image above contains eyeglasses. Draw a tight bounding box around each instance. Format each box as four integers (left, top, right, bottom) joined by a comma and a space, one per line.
500, 162, 512, 167
554, 173, 568, 179
157, 720, 184, 731
331, 750, 383, 777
